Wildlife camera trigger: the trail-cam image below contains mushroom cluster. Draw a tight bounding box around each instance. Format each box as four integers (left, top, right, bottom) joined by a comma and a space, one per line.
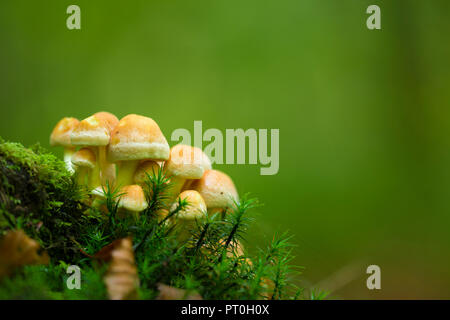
50, 112, 240, 226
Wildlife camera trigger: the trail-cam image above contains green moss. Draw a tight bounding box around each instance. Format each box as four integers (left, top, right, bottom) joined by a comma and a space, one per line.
0, 140, 69, 184
0, 138, 88, 261
0, 263, 107, 300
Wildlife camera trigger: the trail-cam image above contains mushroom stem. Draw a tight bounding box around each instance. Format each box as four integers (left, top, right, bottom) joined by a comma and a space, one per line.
115, 161, 140, 188
63, 147, 76, 173
98, 146, 116, 186
168, 176, 186, 200
89, 148, 102, 190
74, 167, 89, 186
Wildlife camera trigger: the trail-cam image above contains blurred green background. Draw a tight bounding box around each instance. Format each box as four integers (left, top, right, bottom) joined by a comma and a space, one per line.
1, 0, 450, 299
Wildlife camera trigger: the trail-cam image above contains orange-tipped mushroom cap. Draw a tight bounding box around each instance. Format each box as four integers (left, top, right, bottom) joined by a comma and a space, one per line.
50, 117, 80, 147
171, 190, 207, 220
108, 114, 170, 162
165, 144, 212, 180
189, 170, 238, 210
94, 111, 119, 132
71, 112, 118, 146
71, 148, 96, 169
118, 185, 148, 212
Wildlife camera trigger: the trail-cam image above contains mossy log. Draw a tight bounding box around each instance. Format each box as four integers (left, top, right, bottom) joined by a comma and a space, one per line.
0, 138, 87, 261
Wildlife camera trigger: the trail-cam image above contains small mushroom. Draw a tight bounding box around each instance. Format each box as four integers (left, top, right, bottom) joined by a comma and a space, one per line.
134, 160, 161, 186
223, 238, 245, 258
164, 144, 212, 200
170, 190, 207, 242
187, 169, 239, 215
260, 277, 275, 300
223, 239, 253, 266
201, 238, 250, 264
108, 114, 170, 188
117, 185, 148, 218
49, 117, 80, 173
70, 112, 119, 189
71, 147, 96, 188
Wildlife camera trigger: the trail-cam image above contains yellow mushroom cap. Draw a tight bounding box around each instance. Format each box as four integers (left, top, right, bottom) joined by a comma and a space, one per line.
165, 144, 212, 180
134, 160, 161, 185
107, 114, 170, 162
189, 170, 239, 210
71, 148, 96, 169
94, 111, 119, 132
50, 117, 80, 147
171, 190, 207, 220
118, 185, 148, 212
71, 112, 118, 146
